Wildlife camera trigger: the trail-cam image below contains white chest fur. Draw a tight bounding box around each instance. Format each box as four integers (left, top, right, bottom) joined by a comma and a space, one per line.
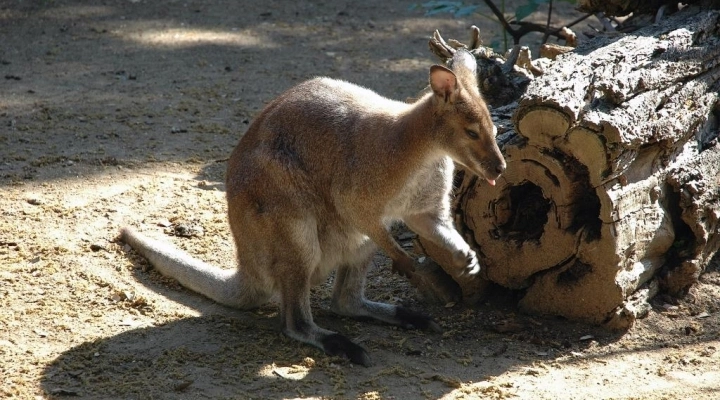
383, 156, 455, 225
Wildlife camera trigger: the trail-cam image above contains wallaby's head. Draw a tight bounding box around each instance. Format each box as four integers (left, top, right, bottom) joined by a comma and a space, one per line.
428, 49, 506, 185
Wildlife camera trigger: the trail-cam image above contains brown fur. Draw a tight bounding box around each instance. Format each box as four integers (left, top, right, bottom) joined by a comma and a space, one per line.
120, 49, 505, 366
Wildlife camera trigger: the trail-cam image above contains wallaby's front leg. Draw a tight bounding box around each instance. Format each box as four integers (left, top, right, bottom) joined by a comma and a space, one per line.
404, 212, 480, 276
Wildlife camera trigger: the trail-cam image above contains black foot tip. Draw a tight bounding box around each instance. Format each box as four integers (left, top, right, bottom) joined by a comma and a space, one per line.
396, 306, 441, 332
322, 333, 372, 367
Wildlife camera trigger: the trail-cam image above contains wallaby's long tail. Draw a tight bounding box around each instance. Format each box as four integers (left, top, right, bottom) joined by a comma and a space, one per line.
120, 227, 243, 307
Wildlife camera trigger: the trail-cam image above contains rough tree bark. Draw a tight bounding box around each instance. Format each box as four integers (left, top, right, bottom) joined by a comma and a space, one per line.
417, 8, 720, 329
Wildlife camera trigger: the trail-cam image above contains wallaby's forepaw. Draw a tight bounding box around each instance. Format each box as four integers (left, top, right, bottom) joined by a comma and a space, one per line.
322, 333, 372, 367
464, 255, 481, 276
395, 306, 442, 333
391, 257, 416, 278
454, 249, 480, 276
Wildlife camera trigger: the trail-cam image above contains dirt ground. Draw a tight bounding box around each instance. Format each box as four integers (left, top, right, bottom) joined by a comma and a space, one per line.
1, 0, 719, 399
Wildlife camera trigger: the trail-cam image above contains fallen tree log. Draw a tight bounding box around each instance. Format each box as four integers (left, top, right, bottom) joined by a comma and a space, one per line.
418, 8, 720, 328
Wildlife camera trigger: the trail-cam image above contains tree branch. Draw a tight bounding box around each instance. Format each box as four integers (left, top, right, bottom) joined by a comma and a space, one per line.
542, 0, 554, 44
511, 21, 569, 40
481, 0, 522, 44
482, 0, 592, 46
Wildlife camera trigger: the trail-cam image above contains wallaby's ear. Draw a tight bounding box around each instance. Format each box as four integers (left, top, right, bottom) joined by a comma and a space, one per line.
429, 65, 458, 104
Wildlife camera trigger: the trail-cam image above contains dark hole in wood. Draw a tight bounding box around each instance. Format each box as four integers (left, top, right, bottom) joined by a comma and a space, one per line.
659, 183, 699, 293
495, 182, 551, 244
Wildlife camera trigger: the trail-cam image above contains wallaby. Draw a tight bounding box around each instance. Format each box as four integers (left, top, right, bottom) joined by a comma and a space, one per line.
120, 47, 506, 366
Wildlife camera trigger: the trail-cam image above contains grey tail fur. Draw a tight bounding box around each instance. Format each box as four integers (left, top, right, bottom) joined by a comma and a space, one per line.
119, 227, 245, 308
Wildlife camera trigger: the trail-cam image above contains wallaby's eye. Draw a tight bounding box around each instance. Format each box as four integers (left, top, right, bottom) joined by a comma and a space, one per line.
465, 129, 479, 140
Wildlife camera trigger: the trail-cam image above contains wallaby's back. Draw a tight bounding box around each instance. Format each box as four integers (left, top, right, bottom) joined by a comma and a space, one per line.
226, 78, 430, 208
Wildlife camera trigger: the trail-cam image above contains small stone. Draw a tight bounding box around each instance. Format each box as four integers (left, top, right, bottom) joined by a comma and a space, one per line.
89, 244, 105, 252
50, 388, 81, 396
173, 380, 194, 392
174, 223, 204, 237
34, 329, 49, 338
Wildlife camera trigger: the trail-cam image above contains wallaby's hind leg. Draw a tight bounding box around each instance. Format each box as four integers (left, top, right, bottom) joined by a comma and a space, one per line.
330, 243, 440, 332
229, 199, 371, 365
278, 266, 371, 366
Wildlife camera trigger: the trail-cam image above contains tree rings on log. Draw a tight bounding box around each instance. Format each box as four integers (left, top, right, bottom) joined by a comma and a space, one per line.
461, 142, 589, 289
556, 127, 609, 186
515, 106, 570, 148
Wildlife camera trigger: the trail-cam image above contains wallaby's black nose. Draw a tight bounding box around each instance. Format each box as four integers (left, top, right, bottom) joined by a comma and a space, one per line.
495, 163, 506, 174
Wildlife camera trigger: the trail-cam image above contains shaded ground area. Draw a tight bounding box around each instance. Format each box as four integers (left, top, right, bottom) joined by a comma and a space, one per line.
1, 1, 719, 398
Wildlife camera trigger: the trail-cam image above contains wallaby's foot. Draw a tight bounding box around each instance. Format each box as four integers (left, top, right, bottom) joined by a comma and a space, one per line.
395, 306, 442, 332
331, 299, 441, 334
453, 248, 480, 276
281, 275, 374, 366
282, 323, 372, 367
321, 333, 372, 366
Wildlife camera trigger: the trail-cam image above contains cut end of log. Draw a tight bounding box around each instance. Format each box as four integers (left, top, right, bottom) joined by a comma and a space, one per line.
456, 142, 602, 291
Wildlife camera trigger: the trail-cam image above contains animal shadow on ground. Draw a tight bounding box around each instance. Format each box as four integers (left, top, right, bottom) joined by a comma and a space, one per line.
39, 249, 628, 399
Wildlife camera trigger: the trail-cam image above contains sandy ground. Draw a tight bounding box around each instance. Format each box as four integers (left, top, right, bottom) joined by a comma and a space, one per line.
1, 0, 719, 399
